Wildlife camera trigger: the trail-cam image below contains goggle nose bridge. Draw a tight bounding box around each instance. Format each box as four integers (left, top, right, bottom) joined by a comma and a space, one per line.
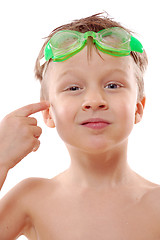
83, 31, 97, 40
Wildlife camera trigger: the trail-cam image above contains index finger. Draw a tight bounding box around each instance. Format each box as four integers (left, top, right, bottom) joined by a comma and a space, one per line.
10, 101, 50, 117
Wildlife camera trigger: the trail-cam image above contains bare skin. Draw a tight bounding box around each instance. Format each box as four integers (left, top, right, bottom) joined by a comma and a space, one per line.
1, 173, 160, 240
0, 48, 160, 240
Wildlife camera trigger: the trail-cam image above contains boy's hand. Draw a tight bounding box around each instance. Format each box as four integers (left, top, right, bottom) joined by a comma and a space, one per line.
0, 102, 50, 171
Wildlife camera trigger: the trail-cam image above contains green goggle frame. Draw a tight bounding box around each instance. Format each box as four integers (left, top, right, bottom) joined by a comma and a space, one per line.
41, 27, 143, 64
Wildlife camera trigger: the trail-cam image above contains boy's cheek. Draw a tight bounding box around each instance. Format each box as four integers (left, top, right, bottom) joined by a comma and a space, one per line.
50, 105, 69, 127
114, 100, 136, 125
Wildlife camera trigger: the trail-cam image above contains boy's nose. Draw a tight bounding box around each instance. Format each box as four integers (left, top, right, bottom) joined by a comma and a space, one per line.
82, 93, 108, 111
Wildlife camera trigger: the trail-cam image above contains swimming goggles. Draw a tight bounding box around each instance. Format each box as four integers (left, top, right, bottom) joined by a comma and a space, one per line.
40, 27, 143, 65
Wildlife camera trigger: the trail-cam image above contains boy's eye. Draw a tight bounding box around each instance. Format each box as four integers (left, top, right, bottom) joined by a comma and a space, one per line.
105, 83, 122, 89
66, 86, 81, 91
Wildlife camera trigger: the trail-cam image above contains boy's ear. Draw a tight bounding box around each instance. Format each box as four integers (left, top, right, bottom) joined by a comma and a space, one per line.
135, 96, 146, 124
42, 106, 55, 128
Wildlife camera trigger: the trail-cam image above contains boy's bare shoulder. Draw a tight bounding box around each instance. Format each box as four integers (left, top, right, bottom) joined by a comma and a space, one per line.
7, 177, 52, 196
11, 176, 57, 200
145, 184, 160, 206
0, 177, 52, 211
1, 171, 65, 205
141, 180, 160, 221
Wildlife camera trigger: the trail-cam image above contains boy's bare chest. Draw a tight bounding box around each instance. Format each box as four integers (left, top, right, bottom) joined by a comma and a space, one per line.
27, 191, 160, 240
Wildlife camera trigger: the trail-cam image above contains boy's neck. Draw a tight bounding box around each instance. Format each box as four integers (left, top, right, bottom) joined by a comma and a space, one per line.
65, 142, 135, 190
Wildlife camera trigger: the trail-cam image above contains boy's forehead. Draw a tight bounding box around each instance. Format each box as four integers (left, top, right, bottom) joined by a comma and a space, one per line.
46, 46, 134, 80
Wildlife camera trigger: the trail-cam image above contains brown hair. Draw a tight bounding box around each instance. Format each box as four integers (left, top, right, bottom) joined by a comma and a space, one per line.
35, 12, 148, 101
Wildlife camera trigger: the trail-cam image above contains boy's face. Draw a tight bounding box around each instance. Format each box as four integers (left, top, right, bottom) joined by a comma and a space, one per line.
43, 47, 144, 153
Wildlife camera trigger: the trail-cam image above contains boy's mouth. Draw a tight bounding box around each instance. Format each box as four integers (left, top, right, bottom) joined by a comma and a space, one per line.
81, 118, 110, 129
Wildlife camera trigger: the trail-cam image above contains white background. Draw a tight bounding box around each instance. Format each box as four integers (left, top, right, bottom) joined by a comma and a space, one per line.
0, 0, 160, 238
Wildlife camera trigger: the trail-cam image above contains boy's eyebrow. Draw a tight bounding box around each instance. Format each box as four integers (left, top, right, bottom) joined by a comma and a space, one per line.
58, 69, 75, 78
56, 69, 78, 82
57, 68, 129, 82
106, 68, 130, 77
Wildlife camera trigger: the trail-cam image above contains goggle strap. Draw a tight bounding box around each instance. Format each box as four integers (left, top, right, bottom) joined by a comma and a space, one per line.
40, 57, 46, 66
130, 35, 143, 53
45, 42, 53, 61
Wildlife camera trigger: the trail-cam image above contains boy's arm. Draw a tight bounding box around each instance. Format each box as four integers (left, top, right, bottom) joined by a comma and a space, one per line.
0, 102, 49, 239
0, 166, 8, 191
0, 179, 33, 239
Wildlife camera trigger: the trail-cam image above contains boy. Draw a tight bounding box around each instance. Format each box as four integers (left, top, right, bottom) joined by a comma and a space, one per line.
0, 12, 160, 240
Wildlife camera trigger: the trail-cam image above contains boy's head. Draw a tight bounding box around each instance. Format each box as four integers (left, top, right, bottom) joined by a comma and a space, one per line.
34, 13, 148, 153
35, 12, 148, 103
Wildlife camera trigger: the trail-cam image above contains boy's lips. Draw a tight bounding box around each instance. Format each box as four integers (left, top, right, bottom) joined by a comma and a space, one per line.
80, 118, 110, 129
